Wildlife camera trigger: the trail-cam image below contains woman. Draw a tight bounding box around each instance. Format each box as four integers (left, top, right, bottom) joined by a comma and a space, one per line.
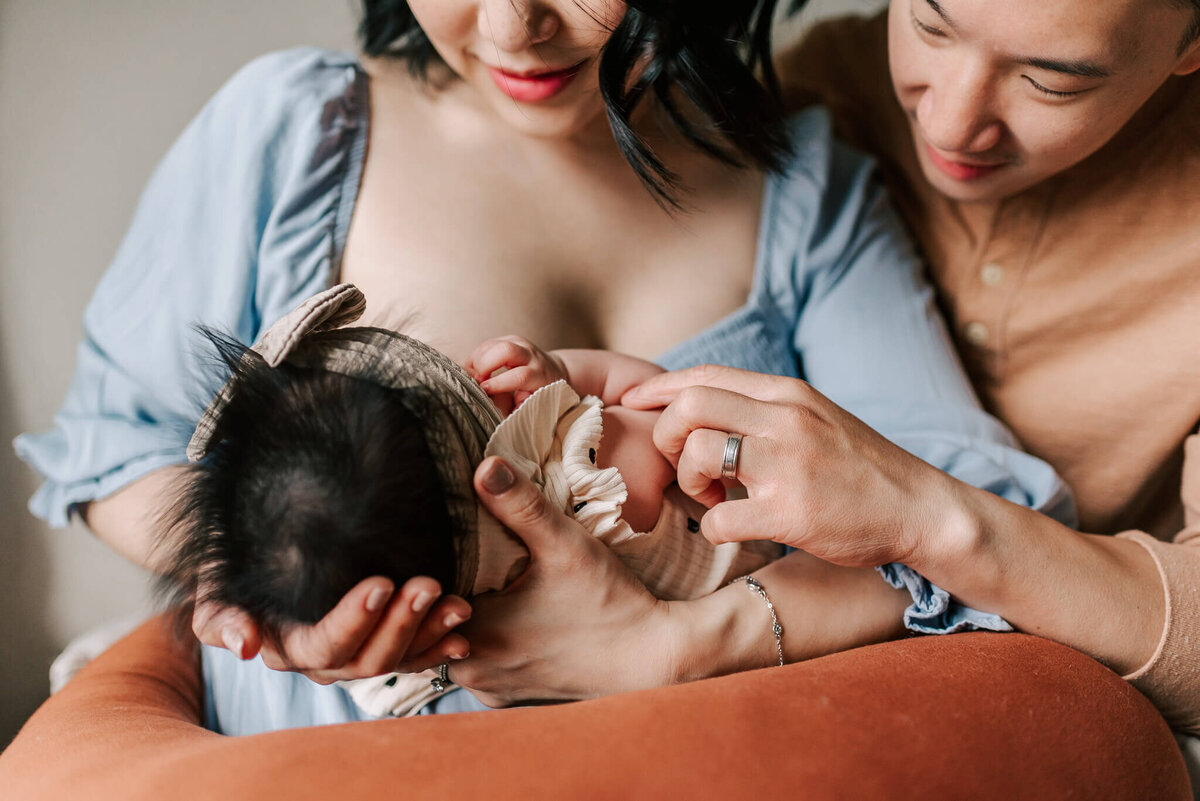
16, 0, 1064, 721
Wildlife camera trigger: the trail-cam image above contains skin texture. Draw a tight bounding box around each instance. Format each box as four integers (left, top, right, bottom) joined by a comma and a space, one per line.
889, 0, 1200, 201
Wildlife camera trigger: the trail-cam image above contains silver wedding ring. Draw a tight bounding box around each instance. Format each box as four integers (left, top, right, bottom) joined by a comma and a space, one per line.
430, 662, 451, 693
721, 433, 743, 480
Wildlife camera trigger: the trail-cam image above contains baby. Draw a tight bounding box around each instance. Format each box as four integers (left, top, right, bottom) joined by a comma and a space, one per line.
161, 283, 781, 716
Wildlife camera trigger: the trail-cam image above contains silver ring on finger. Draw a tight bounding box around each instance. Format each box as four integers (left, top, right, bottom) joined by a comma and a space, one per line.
430, 662, 451, 693
721, 433, 744, 481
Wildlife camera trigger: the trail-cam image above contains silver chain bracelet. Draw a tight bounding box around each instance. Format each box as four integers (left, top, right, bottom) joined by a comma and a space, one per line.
731, 575, 785, 667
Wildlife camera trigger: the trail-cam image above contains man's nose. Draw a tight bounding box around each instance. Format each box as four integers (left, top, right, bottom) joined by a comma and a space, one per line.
915, 67, 1003, 155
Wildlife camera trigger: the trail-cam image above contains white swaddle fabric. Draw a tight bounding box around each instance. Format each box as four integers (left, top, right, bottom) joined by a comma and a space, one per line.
345, 381, 782, 718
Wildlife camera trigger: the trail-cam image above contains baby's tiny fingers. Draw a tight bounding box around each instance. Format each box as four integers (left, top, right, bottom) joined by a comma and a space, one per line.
480, 365, 539, 394
472, 340, 533, 379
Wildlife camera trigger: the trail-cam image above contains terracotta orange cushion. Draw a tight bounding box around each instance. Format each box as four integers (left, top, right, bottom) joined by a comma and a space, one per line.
0, 617, 1188, 800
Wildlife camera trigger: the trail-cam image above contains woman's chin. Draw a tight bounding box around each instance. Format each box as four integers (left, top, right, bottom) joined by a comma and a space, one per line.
486, 99, 609, 142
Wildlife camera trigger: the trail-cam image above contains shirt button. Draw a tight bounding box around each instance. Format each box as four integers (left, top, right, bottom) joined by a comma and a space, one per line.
964, 321, 990, 347
980, 262, 1005, 287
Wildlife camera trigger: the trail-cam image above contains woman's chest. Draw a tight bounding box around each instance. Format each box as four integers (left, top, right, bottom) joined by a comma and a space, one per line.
339, 131, 762, 363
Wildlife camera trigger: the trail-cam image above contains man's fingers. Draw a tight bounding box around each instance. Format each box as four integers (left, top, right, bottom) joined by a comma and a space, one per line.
699, 498, 773, 546
622, 364, 798, 409
651, 386, 773, 467
474, 456, 578, 557
273, 576, 395, 670
675, 428, 734, 506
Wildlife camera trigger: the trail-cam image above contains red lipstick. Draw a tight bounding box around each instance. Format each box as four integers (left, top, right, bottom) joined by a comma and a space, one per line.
488, 62, 584, 102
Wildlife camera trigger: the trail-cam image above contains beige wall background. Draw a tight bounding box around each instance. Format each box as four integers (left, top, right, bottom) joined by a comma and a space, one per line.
0, 0, 884, 746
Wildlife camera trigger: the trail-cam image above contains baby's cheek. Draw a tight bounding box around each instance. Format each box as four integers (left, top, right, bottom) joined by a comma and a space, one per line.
598, 406, 675, 533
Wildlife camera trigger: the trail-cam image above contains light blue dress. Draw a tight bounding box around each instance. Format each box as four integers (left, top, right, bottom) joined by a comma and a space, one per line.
14, 49, 1075, 733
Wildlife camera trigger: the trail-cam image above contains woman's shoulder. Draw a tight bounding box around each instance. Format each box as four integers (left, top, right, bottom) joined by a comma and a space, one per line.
197, 47, 367, 152
79, 46, 371, 385
216, 46, 364, 104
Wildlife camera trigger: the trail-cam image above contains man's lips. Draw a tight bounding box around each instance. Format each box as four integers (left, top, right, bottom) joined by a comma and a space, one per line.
924, 144, 1007, 181
487, 61, 585, 102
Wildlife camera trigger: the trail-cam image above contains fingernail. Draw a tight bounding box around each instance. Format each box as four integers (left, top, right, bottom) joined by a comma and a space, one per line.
222, 628, 244, 659
412, 591, 436, 613
366, 586, 393, 612
444, 612, 467, 628
481, 459, 515, 494
450, 650, 468, 660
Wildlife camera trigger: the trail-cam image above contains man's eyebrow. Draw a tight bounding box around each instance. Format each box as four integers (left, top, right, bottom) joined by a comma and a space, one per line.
923, 2, 1112, 80
1019, 57, 1112, 79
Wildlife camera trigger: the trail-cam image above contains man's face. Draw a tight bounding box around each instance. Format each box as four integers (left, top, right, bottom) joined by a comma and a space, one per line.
888, 0, 1200, 202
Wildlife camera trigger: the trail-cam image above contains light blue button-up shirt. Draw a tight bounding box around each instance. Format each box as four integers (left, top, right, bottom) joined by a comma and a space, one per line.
14, 49, 1075, 732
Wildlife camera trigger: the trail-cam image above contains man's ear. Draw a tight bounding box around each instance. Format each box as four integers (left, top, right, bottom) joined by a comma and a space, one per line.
1174, 35, 1200, 76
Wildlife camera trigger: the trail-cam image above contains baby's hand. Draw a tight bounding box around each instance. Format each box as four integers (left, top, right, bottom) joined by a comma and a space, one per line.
467, 335, 569, 413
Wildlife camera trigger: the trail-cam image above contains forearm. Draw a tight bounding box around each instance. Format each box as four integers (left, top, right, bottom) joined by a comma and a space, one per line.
914, 478, 1164, 675
665, 550, 910, 683
79, 465, 187, 573
552, 349, 664, 406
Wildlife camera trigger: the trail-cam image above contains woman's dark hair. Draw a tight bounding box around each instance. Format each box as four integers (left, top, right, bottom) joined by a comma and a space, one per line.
360, 1, 806, 208
157, 331, 460, 641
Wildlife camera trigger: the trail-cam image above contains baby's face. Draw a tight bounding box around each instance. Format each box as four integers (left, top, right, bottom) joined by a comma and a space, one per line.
597, 405, 676, 533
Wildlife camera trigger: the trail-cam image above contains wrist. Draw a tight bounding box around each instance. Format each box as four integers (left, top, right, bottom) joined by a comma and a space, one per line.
546, 350, 572, 383
904, 471, 991, 578
661, 581, 779, 685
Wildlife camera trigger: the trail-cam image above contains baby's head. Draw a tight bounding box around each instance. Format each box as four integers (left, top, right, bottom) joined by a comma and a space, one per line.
159, 284, 501, 640
160, 332, 463, 635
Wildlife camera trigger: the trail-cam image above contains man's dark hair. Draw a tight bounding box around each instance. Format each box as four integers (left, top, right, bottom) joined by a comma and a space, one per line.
158, 332, 460, 640
358, 1, 806, 208
1185, 1, 1200, 50
1170, 0, 1200, 53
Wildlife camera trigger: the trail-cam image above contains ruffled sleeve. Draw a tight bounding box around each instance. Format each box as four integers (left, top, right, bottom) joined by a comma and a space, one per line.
13, 47, 368, 526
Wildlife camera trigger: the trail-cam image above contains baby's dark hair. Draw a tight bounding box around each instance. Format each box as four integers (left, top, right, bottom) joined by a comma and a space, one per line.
359, 0, 805, 207
158, 331, 460, 640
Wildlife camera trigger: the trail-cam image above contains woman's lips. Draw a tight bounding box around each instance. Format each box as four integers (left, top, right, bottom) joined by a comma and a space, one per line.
924, 144, 1006, 181
488, 62, 584, 102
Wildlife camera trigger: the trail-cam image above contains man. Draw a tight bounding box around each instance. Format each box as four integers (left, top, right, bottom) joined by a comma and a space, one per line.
774, 0, 1200, 735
